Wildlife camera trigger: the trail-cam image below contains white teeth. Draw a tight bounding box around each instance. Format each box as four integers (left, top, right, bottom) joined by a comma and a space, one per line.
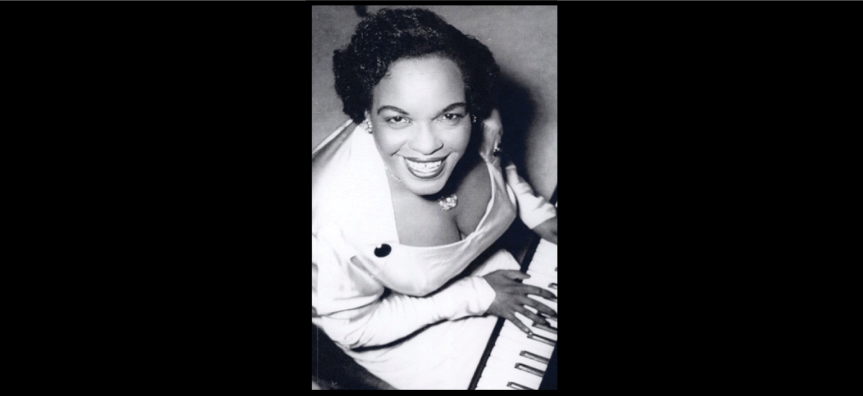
404, 158, 443, 174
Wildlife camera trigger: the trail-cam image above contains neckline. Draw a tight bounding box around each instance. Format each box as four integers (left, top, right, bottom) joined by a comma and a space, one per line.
384, 158, 498, 250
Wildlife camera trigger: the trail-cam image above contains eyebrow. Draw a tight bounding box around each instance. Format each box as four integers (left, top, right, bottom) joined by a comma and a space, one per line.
376, 102, 467, 116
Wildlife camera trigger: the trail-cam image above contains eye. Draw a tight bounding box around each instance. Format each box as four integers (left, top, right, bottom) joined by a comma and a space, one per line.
438, 113, 464, 125
385, 116, 411, 128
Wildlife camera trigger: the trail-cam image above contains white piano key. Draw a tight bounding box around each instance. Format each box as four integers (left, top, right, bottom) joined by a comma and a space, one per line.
523, 305, 557, 323
527, 248, 556, 267
522, 271, 557, 286
523, 267, 556, 283
474, 374, 492, 389
475, 368, 512, 390
519, 296, 557, 319
494, 336, 555, 362
534, 239, 557, 260
522, 272, 557, 290
476, 372, 525, 390
506, 382, 534, 390
529, 325, 558, 343
487, 341, 548, 367
533, 322, 558, 336
523, 278, 557, 296
526, 271, 556, 284
526, 264, 556, 279
527, 295, 558, 313
500, 324, 556, 348
496, 329, 555, 359
488, 338, 550, 367
484, 356, 543, 389
488, 346, 549, 373
530, 245, 557, 264
514, 312, 558, 341
501, 318, 557, 343
498, 325, 556, 354
484, 355, 544, 388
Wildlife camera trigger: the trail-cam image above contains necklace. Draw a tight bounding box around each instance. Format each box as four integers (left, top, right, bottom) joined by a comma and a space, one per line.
438, 194, 458, 211
386, 167, 458, 211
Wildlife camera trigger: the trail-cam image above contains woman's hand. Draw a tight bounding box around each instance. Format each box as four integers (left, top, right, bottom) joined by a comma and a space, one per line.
479, 109, 503, 160
482, 270, 557, 335
532, 217, 558, 244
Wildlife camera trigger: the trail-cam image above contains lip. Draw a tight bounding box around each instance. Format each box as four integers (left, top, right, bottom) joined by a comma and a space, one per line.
401, 155, 448, 180
402, 156, 448, 163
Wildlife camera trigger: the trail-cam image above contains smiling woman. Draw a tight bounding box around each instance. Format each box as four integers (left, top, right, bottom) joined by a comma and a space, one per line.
312, 7, 558, 390
370, 57, 473, 198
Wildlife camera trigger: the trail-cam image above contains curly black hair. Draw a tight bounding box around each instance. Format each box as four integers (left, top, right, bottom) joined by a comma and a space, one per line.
333, 8, 500, 125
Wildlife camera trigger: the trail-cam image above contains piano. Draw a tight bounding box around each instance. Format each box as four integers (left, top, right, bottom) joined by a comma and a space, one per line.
470, 192, 558, 390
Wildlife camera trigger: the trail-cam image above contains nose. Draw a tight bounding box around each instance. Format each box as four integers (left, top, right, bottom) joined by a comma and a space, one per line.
407, 123, 443, 155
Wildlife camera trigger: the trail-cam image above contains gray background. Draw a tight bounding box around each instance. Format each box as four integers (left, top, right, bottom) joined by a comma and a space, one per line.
312, 5, 558, 199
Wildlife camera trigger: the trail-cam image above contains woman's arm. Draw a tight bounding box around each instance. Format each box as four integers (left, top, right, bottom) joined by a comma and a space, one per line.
313, 233, 496, 350
504, 164, 558, 243
531, 217, 558, 245
314, 236, 555, 354
478, 109, 557, 243
314, 275, 495, 349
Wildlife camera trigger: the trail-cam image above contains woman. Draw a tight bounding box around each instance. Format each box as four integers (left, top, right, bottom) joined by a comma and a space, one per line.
312, 8, 558, 389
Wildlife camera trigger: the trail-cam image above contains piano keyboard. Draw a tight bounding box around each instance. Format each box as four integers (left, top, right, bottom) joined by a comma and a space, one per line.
471, 238, 558, 390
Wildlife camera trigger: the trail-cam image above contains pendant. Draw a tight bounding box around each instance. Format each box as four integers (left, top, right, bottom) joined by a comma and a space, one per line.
438, 194, 458, 211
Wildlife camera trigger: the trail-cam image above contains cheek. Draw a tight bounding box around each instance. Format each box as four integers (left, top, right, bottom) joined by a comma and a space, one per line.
374, 132, 406, 155
448, 127, 472, 153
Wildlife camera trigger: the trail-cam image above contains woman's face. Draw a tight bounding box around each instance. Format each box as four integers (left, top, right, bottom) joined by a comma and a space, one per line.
369, 56, 472, 197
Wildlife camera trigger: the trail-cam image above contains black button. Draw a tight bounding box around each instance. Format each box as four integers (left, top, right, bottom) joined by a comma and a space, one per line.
374, 244, 391, 257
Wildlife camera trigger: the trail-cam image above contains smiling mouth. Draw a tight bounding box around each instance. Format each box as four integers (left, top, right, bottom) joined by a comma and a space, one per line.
402, 156, 446, 180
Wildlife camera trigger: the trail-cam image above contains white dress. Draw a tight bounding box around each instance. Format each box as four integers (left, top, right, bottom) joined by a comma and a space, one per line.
312, 120, 556, 389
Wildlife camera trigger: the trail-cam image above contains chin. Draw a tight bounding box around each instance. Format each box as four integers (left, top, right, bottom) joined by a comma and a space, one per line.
407, 181, 446, 197
405, 175, 449, 195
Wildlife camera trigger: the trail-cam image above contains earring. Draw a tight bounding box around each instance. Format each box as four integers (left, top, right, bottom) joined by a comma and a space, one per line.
364, 119, 373, 133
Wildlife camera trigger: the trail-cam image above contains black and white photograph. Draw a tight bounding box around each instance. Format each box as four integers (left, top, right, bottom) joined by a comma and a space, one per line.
14, 0, 854, 392
312, 5, 559, 390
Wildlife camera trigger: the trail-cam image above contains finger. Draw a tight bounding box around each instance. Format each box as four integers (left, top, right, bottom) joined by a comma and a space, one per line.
499, 270, 530, 281
519, 296, 557, 317
514, 305, 548, 326
505, 312, 533, 335
519, 285, 557, 301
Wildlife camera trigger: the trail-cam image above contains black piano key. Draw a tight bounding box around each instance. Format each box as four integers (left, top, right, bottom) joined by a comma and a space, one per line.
528, 332, 555, 347
519, 350, 550, 365
515, 363, 545, 377
507, 382, 534, 390
534, 322, 558, 335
